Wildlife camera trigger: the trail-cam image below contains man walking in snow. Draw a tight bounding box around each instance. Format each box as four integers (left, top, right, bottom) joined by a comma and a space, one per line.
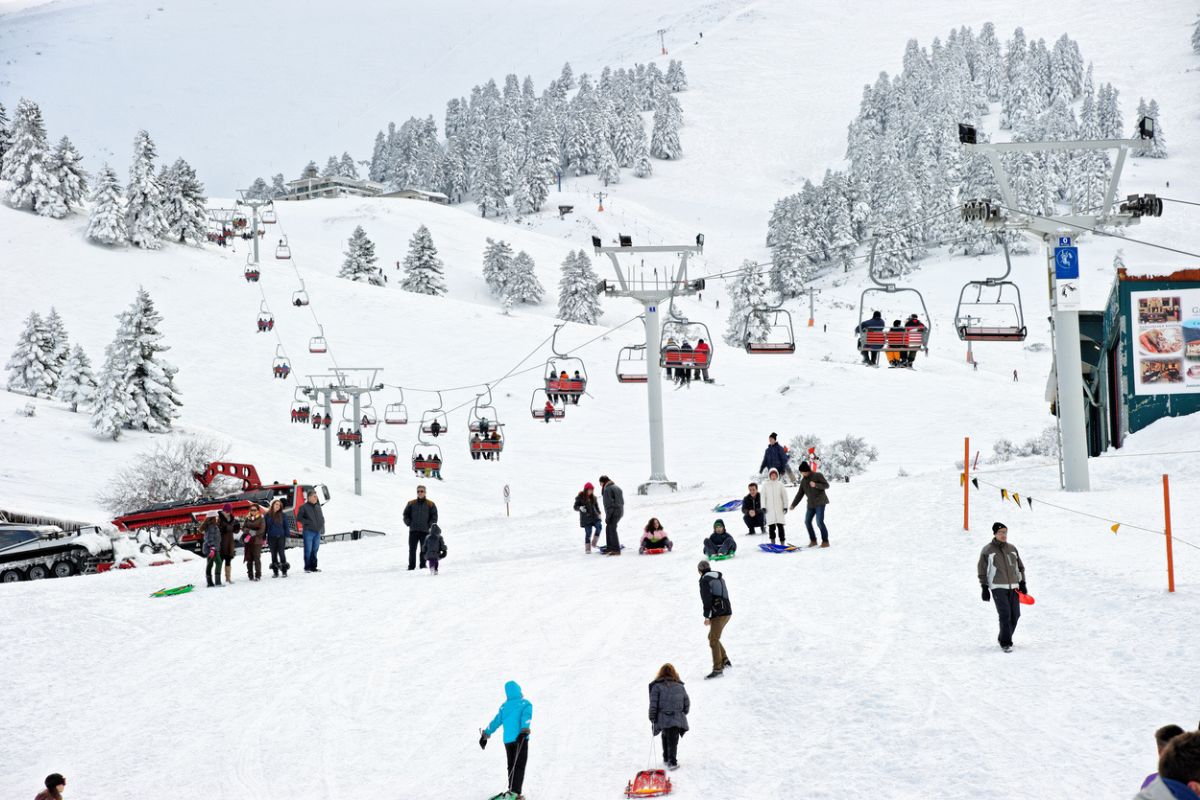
297, 490, 325, 573
600, 475, 624, 556
977, 522, 1027, 653
698, 560, 732, 679
403, 486, 438, 571
789, 462, 831, 547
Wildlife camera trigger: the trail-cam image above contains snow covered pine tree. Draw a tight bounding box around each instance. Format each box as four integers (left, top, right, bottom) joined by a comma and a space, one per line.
162, 158, 208, 245
557, 250, 602, 325
482, 238, 516, 298
400, 224, 447, 296
93, 288, 182, 437
1, 97, 66, 217
55, 344, 97, 412
5, 311, 54, 396
339, 225, 385, 286
87, 164, 128, 245
125, 130, 168, 249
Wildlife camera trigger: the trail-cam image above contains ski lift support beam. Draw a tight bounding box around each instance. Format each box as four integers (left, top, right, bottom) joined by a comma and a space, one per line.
235, 189, 273, 266
306, 369, 383, 497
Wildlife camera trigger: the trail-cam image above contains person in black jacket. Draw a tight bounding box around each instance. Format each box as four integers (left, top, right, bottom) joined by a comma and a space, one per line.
648, 663, 689, 769
702, 519, 736, 556
741, 482, 765, 535
573, 482, 602, 553
296, 490, 325, 572
403, 486, 438, 570
698, 560, 732, 679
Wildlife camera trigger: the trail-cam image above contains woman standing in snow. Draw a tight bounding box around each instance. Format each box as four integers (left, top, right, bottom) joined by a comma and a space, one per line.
264, 499, 291, 578
573, 482, 602, 553
241, 503, 266, 581
202, 515, 222, 588
760, 468, 789, 546
648, 664, 689, 769
216, 503, 240, 584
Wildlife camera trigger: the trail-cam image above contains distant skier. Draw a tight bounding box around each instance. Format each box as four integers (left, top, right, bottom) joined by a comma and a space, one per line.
741, 482, 765, 535
574, 482, 603, 553
648, 663, 689, 770
640, 518, 673, 553
34, 773, 66, 800
977, 522, 1027, 653
297, 489, 325, 573
403, 485, 438, 571
789, 462, 830, 547
698, 561, 732, 679
600, 475, 624, 556
703, 519, 736, 556
422, 522, 446, 576
761, 468, 790, 546
479, 680, 533, 800
1013, 369, 1019, 382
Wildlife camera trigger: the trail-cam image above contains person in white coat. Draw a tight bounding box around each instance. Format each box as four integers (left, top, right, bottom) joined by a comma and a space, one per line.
760, 467, 790, 545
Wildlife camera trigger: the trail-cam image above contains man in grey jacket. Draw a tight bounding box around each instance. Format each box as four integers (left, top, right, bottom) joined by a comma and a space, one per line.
977, 522, 1027, 653
296, 490, 325, 573
600, 475, 623, 556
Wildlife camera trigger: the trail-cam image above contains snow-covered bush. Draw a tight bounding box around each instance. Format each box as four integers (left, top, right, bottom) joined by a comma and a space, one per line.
98, 434, 230, 514
822, 435, 879, 481
787, 434, 823, 469
1021, 426, 1058, 457
990, 438, 1017, 463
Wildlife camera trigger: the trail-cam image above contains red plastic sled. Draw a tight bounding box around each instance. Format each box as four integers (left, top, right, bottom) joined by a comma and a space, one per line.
641, 548, 667, 555
1017, 591, 1036, 606
625, 769, 672, 797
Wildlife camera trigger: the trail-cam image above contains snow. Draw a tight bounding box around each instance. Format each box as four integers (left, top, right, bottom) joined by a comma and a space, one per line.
3, 1, 1200, 798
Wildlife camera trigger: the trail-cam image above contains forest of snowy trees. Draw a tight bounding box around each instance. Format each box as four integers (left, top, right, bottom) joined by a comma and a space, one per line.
0, 96, 208, 251
764, 24, 1166, 296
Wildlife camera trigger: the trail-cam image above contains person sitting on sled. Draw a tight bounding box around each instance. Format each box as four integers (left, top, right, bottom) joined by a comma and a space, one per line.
640, 518, 673, 553
703, 519, 736, 556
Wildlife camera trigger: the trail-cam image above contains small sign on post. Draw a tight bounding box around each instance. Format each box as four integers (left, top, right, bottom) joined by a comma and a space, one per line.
503, 484, 511, 518
1054, 240, 1080, 310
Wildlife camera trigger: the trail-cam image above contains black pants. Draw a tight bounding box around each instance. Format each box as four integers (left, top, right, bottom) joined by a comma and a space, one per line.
661, 727, 681, 764
991, 588, 1021, 647
268, 537, 289, 575
605, 511, 622, 552
408, 530, 428, 569
505, 735, 529, 794
768, 523, 785, 542
743, 513, 765, 534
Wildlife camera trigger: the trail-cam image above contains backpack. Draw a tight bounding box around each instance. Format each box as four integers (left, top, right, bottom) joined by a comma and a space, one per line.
706, 573, 730, 614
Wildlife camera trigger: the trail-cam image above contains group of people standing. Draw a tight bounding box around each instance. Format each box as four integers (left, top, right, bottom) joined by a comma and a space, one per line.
744, 433, 832, 547
572, 476, 624, 554
198, 489, 326, 586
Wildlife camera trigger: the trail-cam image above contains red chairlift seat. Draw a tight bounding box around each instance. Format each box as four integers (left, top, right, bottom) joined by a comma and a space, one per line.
547, 377, 586, 394
957, 325, 1027, 342
244, 267, 261, 282
884, 328, 927, 352
746, 341, 795, 354
662, 349, 711, 369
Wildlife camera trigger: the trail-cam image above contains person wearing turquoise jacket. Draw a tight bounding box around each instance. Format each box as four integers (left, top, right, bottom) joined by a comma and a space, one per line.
479, 680, 533, 799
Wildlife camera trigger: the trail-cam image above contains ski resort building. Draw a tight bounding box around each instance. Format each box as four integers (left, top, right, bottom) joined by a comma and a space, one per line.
278, 176, 385, 201
380, 188, 450, 204
1078, 268, 1200, 452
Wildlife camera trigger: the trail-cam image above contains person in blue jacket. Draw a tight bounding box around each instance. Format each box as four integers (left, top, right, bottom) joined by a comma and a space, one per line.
758, 432, 795, 482
479, 680, 533, 799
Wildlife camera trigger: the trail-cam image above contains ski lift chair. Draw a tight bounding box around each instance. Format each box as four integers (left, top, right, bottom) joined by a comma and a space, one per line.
954, 236, 1028, 342
530, 388, 566, 420
411, 443, 442, 476
660, 317, 714, 370
615, 344, 649, 384
370, 435, 398, 473
261, 206, 277, 224
292, 285, 310, 307
470, 428, 505, 457
545, 325, 589, 401
384, 401, 409, 425
275, 237, 292, 260
244, 265, 261, 283
857, 240, 931, 354
308, 325, 328, 354
744, 306, 796, 354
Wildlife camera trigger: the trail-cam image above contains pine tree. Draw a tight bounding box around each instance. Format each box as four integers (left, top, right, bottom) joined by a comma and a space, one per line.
505, 251, 544, 305
301, 161, 319, 179
556, 250, 602, 324
1, 98, 65, 217
0, 100, 11, 170
246, 177, 269, 200
482, 238, 515, 296
55, 344, 96, 412
322, 156, 340, 178
5, 311, 54, 396
162, 158, 207, 245
270, 173, 287, 197
666, 60, 689, 92
338, 225, 384, 286
724, 263, 771, 347
43, 306, 69, 392
50, 136, 87, 211
1143, 99, 1166, 158
597, 140, 620, 185
521, 167, 549, 212
650, 88, 682, 159
112, 287, 182, 432
339, 152, 359, 179
87, 164, 128, 245
633, 146, 653, 178
1194, 14, 1200, 53
1097, 83, 1123, 139
401, 224, 447, 296
90, 342, 132, 440
559, 62, 575, 91
125, 130, 167, 249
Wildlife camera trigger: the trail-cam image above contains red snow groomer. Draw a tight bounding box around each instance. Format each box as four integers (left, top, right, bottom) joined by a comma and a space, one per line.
625, 769, 672, 798
111, 462, 329, 552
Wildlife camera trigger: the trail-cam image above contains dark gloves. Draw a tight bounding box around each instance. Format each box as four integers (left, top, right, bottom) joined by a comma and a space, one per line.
1019, 581, 1027, 595
981, 585, 991, 602
519, 728, 530, 739
479, 732, 488, 750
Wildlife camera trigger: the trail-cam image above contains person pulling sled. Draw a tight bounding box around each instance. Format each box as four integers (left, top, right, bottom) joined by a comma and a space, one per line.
479, 680, 533, 800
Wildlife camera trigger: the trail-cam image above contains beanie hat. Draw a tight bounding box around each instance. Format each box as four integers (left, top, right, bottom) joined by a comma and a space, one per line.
583, 482, 594, 490
599, 475, 610, 485
992, 522, 1007, 534
222, 503, 233, 512
798, 461, 812, 473
769, 432, 778, 440
713, 519, 725, 531
45, 774, 65, 790
697, 560, 711, 574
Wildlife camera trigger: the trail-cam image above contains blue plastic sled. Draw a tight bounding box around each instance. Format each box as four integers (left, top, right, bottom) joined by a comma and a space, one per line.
712, 499, 743, 513
758, 543, 801, 553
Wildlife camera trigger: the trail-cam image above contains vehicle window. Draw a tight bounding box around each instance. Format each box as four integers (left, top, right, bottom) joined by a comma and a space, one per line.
0, 530, 37, 549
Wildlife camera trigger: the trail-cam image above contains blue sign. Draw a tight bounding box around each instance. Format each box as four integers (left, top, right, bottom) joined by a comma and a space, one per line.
1058, 236, 1072, 247
1054, 246, 1079, 279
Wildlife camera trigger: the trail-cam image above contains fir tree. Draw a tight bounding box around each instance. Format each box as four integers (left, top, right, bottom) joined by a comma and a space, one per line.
5, 311, 53, 396
90, 342, 132, 440
50, 136, 87, 212
1, 98, 65, 217
162, 158, 207, 245
55, 344, 96, 412
650, 88, 682, 159
112, 287, 182, 432
322, 156, 340, 178
482, 238, 515, 297
505, 251, 544, 305
338, 225, 384, 286
0, 100, 10, 170
368, 131, 387, 182
520, 167, 549, 212
1142, 99, 1166, 158
1097, 82, 1123, 139
597, 140, 621, 185
246, 177, 270, 200
633, 146, 653, 178
43, 306, 70, 392
125, 130, 168, 249
724, 263, 771, 347
339, 152, 359, 179
400, 224, 447, 296
87, 164, 128, 245
1194, 14, 1200, 53
559, 62, 575, 91
666, 59, 689, 92
556, 250, 602, 324
270, 173, 287, 197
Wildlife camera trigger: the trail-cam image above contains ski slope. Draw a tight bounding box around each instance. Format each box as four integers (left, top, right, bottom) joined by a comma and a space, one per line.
3, 1, 1200, 798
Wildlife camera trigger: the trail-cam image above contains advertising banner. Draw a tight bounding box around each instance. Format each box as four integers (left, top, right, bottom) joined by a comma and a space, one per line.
1130, 290, 1200, 395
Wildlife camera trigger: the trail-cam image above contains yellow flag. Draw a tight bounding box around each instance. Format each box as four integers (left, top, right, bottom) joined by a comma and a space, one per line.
1012, 492, 1021, 507
1001, 488, 1008, 500
960, 473, 966, 487
1111, 523, 1120, 534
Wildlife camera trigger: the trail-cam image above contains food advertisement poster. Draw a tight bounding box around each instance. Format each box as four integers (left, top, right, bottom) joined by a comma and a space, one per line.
1131, 290, 1200, 395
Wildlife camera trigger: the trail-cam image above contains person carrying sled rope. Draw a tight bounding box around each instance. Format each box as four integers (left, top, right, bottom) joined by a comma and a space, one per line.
698, 560, 732, 679
600, 475, 624, 556
977, 522, 1027, 653
574, 482, 602, 553
703, 519, 736, 556
761, 467, 790, 545
742, 482, 765, 535
640, 518, 673, 553
422, 523, 447, 575
649, 663, 689, 769
479, 680, 533, 800
789, 461, 830, 547
1136, 731, 1200, 800
403, 486, 438, 571
759, 432, 795, 482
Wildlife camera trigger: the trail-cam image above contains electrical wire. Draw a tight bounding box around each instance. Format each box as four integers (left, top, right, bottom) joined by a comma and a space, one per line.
994, 203, 1200, 262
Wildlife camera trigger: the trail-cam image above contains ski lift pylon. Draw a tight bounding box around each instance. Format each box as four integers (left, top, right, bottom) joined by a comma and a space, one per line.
954, 236, 1028, 342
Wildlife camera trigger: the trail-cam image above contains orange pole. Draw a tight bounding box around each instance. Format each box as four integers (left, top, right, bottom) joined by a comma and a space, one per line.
963, 436, 970, 531
1163, 474, 1175, 593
